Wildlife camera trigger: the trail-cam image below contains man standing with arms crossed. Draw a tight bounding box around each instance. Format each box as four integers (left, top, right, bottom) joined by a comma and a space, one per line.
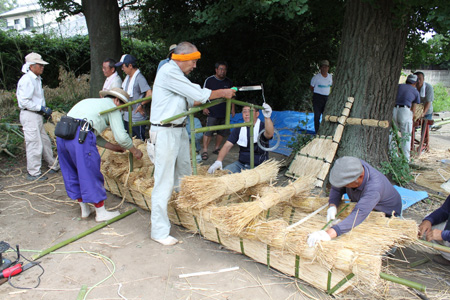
201, 61, 235, 160
17, 52, 59, 181
150, 42, 235, 245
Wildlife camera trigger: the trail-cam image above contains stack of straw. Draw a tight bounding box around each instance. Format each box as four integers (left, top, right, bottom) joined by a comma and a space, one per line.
177, 159, 281, 209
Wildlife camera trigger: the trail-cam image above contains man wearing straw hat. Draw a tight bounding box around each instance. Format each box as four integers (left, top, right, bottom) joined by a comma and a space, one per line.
150, 41, 235, 246
56, 88, 143, 222
207, 102, 274, 174
307, 156, 401, 247
17, 52, 60, 181
418, 194, 450, 266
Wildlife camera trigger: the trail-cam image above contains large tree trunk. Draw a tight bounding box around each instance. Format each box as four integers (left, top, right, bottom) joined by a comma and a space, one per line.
82, 0, 122, 97
320, 0, 408, 167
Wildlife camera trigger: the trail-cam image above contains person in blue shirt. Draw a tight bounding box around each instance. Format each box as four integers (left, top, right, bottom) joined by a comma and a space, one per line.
419, 194, 450, 266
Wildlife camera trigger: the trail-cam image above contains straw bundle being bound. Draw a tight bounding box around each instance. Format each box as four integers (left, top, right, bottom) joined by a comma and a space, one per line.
325, 115, 389, 128
414, 104, 424, 122
177, 159, 281, 209
209, 176, 315, 235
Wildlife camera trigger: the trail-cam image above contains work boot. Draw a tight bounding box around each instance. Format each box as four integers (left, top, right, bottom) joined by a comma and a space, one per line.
27, 174, 48, 181
433, 255, 450, 266
48, 169, 59, 174
152, 235, 179, 246
79, 202, 94, 219
94, 205, 120, 222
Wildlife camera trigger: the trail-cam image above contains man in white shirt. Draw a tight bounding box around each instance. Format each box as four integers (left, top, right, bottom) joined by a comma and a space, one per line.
150, 42, 236, 246
16, 52, 59, 181
102, 58, 122, 91
310, 60, 333, 133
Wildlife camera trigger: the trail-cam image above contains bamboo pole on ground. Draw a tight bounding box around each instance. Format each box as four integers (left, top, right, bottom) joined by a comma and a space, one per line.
31, 209, 137, 261
324, 115, 389, 128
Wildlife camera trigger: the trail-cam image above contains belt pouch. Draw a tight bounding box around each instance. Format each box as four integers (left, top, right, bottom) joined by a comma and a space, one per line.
55, 116, 79, 140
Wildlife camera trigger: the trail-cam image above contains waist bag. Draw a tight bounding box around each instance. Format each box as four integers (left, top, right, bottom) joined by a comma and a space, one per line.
55, 116, 80, 140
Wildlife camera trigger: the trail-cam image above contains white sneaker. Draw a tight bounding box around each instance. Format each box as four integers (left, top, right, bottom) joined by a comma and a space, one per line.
152, 235, 179, 246
79, 202, 94, 218
95, 205, 120, 222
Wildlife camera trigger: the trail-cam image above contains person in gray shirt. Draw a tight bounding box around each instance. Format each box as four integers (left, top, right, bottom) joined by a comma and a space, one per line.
414, 71, 434, 120
307, 156, 402, 247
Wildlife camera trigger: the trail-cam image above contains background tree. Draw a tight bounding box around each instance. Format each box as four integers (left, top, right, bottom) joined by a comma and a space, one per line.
320, 0, 450, 167
38, 0, 129, 97
0, 0, 17, 27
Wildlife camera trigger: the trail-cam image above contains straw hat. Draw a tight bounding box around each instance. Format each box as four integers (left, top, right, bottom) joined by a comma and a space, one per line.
25, 52, 48, 65
99, 87, 130, 103
329, 156, 363, 188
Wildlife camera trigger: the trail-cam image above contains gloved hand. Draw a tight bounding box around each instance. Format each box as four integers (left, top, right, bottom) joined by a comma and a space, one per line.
40, 106, 52, 116
307, 230, 331, 247
262, 103, 272, 118
208, 160, 223, 174
326, 206, 337, 222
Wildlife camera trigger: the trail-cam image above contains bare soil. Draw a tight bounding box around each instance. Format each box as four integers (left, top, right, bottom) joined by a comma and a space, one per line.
0, 124, 449, 300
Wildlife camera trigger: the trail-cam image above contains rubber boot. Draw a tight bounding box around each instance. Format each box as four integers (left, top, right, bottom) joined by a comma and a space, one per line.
79, 202, 93, 218
95, 205, 120, 222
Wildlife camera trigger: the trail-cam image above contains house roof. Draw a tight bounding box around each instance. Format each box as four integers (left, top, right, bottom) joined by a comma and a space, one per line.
0, 4, 41, 18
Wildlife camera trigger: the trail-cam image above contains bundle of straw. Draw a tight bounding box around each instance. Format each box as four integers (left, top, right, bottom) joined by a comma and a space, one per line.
210, 176, 315, 235
177, 159, 281, 209
414, 104, 424, 122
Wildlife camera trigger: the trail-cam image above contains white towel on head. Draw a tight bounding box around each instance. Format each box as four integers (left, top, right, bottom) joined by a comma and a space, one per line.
21, 62, 33, 73
237, 119, 260, 147
122, 69, 140, 98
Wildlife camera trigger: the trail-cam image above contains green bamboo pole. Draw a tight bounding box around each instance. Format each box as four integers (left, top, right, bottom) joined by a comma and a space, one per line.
321, 204, 350, 230
409, 257, 430, 268
98, 96, 152, 115
31, 208, 137, 261
127, 107, 133, 172
160, 99, 228, 124
327, 272, 354, 295
230, 99, 264, 110
418, 239, 450, 253
77, 285, 88, 300
195, 121, 252, 134
225, 98, 231, 125
250, 106, 255, 169
190, 114, 198, 175
132, 120, 151, 127
379, 272, 426, 292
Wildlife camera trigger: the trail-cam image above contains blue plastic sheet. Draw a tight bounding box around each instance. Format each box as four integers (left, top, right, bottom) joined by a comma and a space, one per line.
343, 185, 428, 213
230, 110, 316, 156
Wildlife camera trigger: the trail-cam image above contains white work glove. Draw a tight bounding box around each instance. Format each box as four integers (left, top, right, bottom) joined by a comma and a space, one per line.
262, 103, 272, 118
208, 160, 223, 174
326, 206, 337, 222
307, 230, 331, 247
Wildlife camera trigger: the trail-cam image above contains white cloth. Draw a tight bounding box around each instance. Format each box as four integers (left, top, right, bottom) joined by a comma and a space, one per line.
21, 62, 33, 74
420, 82, 426, 98
310, 73, 332, 96
151, 60, 211, 125
122, 69, 140, 98
237, 119, 260, 147
102, 72, 122, 91
326, 206, 337, 222
16, 71, 46, 111
20, 110, 59, 176
150, 127, 191, 239
307, 230, 331, 247
392, 106, 413, 161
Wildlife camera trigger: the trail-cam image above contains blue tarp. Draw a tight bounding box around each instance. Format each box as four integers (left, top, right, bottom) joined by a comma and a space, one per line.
230, 110, 316, 156
343, 185, 428, 213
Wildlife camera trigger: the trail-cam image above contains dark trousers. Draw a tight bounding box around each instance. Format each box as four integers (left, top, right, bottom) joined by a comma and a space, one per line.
312, 93, 328, 134
123, 120, 146, 141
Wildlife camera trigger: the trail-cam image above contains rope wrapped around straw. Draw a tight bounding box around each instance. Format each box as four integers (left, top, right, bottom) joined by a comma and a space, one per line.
209, 176, 315, 235
177, 159, 281, 209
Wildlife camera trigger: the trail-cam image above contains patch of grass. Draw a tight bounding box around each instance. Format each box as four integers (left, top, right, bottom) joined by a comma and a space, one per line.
433, 83, 450, 112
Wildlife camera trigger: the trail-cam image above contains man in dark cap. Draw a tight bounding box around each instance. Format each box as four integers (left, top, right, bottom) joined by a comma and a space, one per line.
307, 156, 402, 247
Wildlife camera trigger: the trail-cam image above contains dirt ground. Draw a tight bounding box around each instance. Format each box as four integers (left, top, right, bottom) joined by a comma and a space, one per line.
0, 122, 450, 300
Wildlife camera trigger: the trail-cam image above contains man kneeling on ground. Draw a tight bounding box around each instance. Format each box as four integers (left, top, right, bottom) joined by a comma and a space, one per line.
208, 103, 273, 174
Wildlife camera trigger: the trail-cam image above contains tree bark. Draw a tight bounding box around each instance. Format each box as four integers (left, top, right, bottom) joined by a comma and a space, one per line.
82, 0, 122, 97
320, 0, 408, 167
